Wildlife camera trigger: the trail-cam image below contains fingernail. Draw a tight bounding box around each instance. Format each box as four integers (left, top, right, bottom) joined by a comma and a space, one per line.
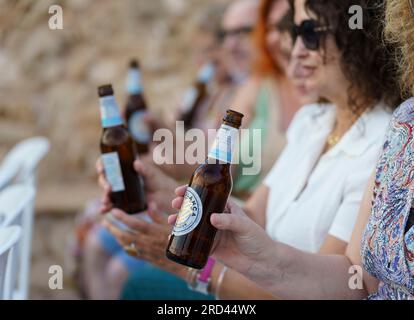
211, 214, 219, 226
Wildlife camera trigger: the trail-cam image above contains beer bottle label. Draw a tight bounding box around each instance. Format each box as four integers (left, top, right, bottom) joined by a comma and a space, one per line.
208, 124, 238, 163
198, 62, 215, 84
181, 87, 197, 113
101, 152, 125, 192
129, 110, 150, 144
100, 96, 123, 128
126, 69, 143, 94
172, 187, 203, 236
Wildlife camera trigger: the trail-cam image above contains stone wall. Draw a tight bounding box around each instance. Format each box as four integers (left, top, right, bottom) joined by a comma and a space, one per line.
0, 0, 231, 189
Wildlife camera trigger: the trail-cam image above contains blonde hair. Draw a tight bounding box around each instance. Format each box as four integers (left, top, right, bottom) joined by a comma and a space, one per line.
385, 0, 414, 96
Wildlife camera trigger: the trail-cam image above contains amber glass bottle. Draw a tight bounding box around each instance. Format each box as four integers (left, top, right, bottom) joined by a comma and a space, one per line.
98, 84, 147, 214
124, 59, 151, 155
166, 109, 243, 269
179, 62, 215, 129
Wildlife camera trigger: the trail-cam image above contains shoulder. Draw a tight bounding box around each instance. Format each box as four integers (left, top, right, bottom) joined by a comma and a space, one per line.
382, 97, 414, 144
233, 76, 262, 101
325, 104, 391, 160
356, 104, 393, 143
365, 103, 393, 124
391, 97, 414, 123
230, 76, 263, 115
375, 98, 414, 185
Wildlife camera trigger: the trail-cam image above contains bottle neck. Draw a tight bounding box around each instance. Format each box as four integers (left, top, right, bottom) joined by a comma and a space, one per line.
99, 95, 123, 128
205, 158, 231, 168
207, 123, 239, 164
126, 68, 143, 95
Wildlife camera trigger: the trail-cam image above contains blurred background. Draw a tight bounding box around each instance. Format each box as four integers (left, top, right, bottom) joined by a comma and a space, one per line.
0, 0, 232, 299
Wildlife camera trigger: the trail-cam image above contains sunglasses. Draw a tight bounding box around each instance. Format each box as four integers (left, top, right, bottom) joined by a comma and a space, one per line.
291, 19, 332, 51
217, 26, 254, 41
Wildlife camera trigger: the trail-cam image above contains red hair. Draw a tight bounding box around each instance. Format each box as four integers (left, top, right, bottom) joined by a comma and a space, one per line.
253, 0, 284, 78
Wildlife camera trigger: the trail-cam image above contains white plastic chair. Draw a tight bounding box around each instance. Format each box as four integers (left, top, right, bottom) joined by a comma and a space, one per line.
0, 157, 19, 192
0, 184, 36, 300
0, 137, 50, 189
0, 226, 22, 300
0, 137, 49, 300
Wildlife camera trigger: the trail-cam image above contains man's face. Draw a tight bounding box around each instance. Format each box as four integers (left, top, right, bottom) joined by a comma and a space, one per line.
221, 0, 258, 82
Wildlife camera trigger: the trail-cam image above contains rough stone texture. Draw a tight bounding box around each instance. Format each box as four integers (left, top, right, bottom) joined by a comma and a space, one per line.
0, 0, 230, 187
30, 213, 81, 299
0, 0, 231, 299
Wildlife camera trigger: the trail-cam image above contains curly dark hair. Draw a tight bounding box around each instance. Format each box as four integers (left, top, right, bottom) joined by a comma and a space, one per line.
289, 0, 404, 113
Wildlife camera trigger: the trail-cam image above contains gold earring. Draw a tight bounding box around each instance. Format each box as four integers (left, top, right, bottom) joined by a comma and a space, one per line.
410, 0, 414, 16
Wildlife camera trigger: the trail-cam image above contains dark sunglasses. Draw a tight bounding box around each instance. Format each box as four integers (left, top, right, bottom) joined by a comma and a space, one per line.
217, 26, 254, 41
291, 19, 332, 51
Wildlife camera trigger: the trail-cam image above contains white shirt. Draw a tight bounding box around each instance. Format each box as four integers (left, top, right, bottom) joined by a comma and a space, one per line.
264, 103, 391, 253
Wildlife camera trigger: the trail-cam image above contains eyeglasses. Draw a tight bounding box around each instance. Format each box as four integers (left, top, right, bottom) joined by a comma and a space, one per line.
291, 19, 333, 51
217, 26, 254, 41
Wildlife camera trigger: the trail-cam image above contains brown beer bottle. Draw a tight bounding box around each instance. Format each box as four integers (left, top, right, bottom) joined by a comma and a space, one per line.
179, 62, 215, 130
98, 84, 147, 214
166, 109, 243, 269
124, 59, 151, 155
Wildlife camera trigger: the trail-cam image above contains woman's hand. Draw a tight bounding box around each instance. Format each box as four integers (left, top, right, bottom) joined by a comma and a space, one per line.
96, 156, 179, 215
102, 202, 187, 278
170, 186, 274, 277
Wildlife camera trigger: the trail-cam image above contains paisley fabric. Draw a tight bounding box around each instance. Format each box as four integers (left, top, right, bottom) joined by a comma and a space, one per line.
361, 98, 414, 300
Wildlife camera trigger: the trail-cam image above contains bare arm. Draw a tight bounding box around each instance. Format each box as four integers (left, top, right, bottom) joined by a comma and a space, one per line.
318, 235, 348, 255
209, 263, 276, 300
208, 172, 379, 299
229, 77, 261, 128
210, 196, 348, 300
255, 174, 377, 299
345, 171, 379, 294
243, 184, 269, 228
208, 184, 347, 300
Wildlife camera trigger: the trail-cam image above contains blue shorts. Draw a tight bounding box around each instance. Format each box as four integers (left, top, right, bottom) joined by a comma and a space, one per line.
121, 264, 215, 300
98, 226, 146, 273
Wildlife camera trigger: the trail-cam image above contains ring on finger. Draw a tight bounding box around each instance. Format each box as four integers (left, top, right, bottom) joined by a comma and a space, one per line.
124, 242, 141, 257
